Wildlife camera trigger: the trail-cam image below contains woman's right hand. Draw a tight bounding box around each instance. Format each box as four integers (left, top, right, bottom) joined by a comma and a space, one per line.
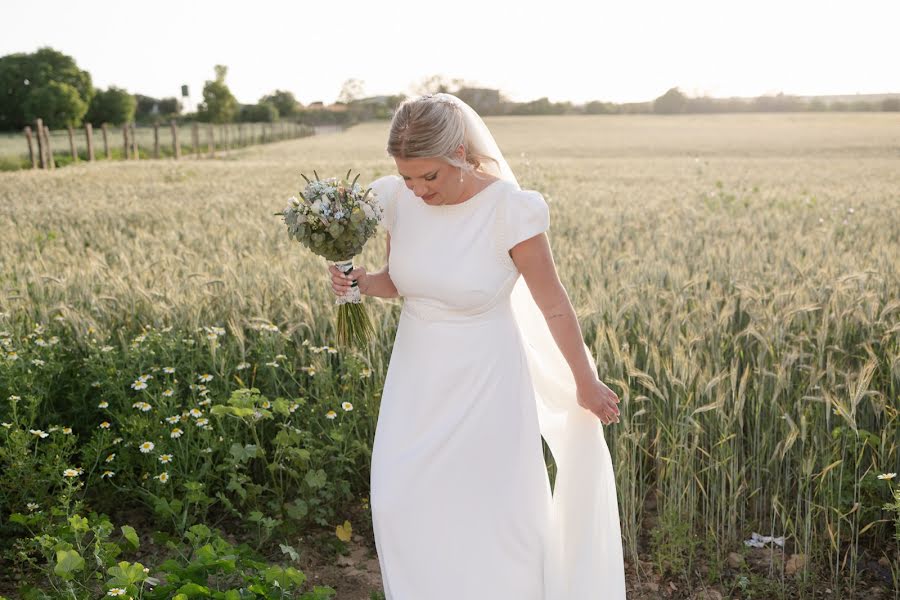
328, 264, 367, 296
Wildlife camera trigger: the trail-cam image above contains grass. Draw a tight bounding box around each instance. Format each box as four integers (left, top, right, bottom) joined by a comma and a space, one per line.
0, 113, 898, 597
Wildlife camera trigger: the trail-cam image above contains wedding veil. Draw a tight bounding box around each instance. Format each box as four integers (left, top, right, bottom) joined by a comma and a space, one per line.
432, 92, 626, 599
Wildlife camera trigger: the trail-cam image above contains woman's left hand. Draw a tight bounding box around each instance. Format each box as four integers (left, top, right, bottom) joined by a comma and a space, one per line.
576, 377, 621, 425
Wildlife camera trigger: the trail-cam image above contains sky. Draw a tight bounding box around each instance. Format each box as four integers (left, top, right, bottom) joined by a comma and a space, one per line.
3, 0, 898, 107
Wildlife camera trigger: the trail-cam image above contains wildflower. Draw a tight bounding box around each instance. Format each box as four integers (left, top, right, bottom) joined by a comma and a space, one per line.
105, 453, 115, 463
163, 367, 175, 374
342, 402, 353, 412
91, 381, 101, 388
139, 441, 155, 453
360, 368, 372, 378
99, 421, 111, 429
6, 352, 18, 361
170, 428, 183, 439
50, 336, 59, 345
48, 426, 59, 432
26, 502, 40, 511
198, 373, 213, 383
107, 588, 126, 596
878, 473, 897, 480
165, 415, 180, 424
236, 362, 250, 370
261, 400, 271, 409
63, 468, 83, 478
189, 408, 203, 418
101, 470, 115, 478
198, 399, 211, 406
289, 403, 299, 413
112, 437, 123, 445
326, 346, 338, 354
302, 339, 310, 346
195, 418, 209, 428
131, 379, 148, 391
199, 389, 209, 398
31, 358, 45, 367
1, 423, 11, 428
8, 395, 20, 401
138, 374, 152, 382
100, 345, 114, 353
325, 410, 337, 420
98, 401, 109, 408
34, 338, 48, 347
155, 472, 169, 484
132, 401, 153, 412
275, 354, 287, 361
159, 454, 173, 463
30, 429, 49, 438
162, 388, 174, 397
62, 427, 72, 435
132, 334, 146, 344
265, 361, 279, 368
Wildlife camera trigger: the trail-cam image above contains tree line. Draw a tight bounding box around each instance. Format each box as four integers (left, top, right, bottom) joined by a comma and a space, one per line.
2, 47, 897, 134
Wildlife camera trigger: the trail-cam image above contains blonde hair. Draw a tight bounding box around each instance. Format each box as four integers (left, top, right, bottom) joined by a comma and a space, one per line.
386, 94, 500, 180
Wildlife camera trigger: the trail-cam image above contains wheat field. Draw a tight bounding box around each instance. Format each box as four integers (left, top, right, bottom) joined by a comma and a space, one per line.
1, 113, 898, 594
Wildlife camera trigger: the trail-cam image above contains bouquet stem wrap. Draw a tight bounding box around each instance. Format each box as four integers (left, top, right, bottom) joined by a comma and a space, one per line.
333, 258, 375, 347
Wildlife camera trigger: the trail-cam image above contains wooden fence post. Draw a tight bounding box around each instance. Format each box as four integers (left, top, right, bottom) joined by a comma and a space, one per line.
192, 123, 199, 157
67, 125, 77, 162
130, 122, 139, 160
43, 125, 55, 169
153, 122, 160, 158
123, 124, 130, 160
170, 120, 180, 159
102, 123, 110, 159
238, 123, 243, 147
24, 126, 36, 168
85, 123, 95, 161
34, 119, 45, 169
207, 124, 215, 157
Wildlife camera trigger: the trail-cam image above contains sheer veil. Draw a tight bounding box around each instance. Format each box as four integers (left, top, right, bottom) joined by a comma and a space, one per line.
434, 93, 626, 599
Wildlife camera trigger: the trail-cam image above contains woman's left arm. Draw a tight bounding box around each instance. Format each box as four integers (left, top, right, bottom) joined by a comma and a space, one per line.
510, 233, 621, 425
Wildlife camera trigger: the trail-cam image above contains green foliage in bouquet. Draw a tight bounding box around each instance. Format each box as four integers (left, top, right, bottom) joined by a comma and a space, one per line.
279, 169, 383, 262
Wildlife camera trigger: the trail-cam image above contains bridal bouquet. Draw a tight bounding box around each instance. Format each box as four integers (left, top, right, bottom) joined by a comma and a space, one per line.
276, 170, 384, 347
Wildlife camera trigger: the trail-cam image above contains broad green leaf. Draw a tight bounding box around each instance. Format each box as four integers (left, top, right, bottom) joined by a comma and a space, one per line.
304, 469, 327, 489
121, 525, 139, 549
53, 549, 85, 579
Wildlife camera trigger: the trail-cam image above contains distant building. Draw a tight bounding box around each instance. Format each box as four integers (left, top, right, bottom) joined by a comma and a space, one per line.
308, 101, 324, 109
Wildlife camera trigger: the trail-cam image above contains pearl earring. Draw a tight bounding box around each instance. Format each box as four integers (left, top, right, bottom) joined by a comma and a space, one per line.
459, 168, 464, 183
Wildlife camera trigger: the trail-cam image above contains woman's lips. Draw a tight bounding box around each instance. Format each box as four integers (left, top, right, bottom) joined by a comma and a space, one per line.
423, 193, 436, 201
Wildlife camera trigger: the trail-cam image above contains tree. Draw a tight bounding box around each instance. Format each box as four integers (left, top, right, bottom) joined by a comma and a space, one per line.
0, 46, 93, 130
197, 65, 238, 123
337, 79, 365, 104
239, 103, 279, 123
22, 81, 88, 128
260, 90, 299, 117
653, 87, 687, 114
86, 86, 136, 126
409, 75, 469, 97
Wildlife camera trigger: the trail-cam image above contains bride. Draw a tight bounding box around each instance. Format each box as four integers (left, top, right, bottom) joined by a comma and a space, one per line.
329, 93, 626, 599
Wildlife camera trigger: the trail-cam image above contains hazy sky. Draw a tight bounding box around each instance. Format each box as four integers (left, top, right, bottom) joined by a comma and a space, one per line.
3, 0, 897, 107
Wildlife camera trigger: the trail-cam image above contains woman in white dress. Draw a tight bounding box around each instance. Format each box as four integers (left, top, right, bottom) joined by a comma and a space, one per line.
328, 93, 626, 599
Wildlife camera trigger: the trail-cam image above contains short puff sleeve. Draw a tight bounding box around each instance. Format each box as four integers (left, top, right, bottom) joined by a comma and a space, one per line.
503, 189, 550, 252
368, 174, 402, 235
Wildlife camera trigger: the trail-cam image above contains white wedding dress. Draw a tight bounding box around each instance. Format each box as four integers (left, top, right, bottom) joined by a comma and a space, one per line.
368, 174, 626, 600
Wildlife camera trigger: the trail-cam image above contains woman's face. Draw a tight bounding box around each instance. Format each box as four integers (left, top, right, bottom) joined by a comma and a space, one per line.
394, 147, 465, 205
